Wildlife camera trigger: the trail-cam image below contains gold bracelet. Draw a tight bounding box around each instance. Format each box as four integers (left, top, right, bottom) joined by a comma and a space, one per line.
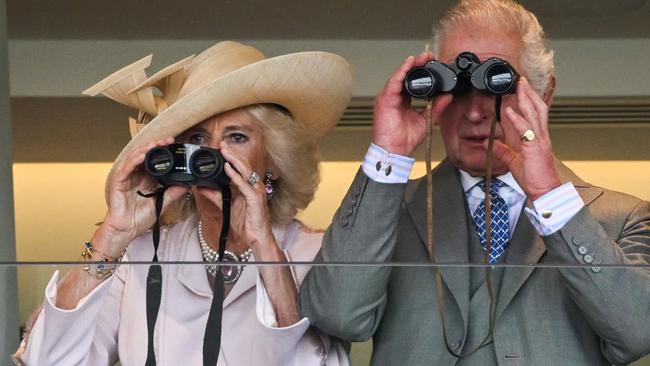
80, 241, 125, 280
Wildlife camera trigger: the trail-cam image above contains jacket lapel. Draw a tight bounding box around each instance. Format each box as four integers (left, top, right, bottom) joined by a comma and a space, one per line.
496, 160, 603, 318
223, 256, 257, 308
405, 159, 470, 327
176, 220, 214, 298
496, 210, 545, 319
175, 217, 258, 305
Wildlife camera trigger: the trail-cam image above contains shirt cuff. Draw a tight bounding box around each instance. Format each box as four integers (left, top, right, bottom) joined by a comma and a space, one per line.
255, 271, 309, 331
361, 143, 415, 184
524, 182, 585, 235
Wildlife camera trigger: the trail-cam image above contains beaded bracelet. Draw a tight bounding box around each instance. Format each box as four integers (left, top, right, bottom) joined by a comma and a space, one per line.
80, 241, 125, 280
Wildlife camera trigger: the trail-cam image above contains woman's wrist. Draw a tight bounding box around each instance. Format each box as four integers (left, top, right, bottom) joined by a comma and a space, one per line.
250, 234, 284, 262
91, 223, 135, 258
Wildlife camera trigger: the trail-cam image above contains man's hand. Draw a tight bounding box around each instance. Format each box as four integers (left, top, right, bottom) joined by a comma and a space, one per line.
492, 77, 562, 201
373, 52, 453, 156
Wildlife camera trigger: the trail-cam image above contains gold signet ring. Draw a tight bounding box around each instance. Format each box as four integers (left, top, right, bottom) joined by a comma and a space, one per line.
520, 129, 536, 142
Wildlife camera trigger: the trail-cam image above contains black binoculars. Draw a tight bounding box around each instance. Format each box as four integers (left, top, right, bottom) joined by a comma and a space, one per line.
144, 143, 229, 189
403, 52, 519, 99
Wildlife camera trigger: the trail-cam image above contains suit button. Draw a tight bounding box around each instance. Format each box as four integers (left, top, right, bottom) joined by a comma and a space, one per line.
577, 246, 588, 255
572, 236, 581, 245
346, 207, 354, 216
350, 195, 357, 203
591, 265, 602, 273
339, 216, 348, 226
583, 254, 594, 264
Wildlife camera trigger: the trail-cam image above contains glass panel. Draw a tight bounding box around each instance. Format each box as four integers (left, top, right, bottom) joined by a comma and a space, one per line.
3, 263, 650, 365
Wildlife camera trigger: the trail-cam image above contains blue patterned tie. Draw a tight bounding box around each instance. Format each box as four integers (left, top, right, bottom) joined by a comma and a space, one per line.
472, 179, 510, 264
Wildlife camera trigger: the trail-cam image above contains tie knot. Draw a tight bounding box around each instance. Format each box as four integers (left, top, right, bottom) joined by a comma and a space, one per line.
477, 179, 506, 197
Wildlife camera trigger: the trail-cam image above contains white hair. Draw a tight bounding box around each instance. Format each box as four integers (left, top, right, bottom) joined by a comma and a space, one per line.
429, 0, 555, 95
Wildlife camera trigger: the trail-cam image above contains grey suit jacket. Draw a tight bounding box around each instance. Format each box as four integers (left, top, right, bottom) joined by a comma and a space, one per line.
300, 159, 650, 365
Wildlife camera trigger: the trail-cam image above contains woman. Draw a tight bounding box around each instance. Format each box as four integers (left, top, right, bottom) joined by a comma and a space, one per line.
13, 41, 354, 365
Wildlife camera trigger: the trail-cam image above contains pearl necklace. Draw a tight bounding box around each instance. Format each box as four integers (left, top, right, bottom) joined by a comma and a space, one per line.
198, 220, 252, 283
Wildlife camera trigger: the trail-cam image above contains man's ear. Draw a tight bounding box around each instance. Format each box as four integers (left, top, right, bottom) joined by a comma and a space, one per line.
542, 74, 556, 107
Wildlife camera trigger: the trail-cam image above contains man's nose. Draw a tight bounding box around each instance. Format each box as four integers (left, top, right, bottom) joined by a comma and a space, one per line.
463, 91, 494, 123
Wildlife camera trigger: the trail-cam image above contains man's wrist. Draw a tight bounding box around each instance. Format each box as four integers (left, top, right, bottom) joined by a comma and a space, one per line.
372, 141, 413, 157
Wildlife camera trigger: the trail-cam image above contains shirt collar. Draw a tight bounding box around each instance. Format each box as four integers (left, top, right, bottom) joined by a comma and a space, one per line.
458, 169, 526, 197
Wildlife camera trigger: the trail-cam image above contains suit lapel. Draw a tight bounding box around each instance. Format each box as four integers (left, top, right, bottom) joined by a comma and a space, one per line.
405, 159, 470, 326
496, 210, 546, 319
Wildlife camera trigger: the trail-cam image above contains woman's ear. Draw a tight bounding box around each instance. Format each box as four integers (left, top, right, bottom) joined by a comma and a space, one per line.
542, 74, 556, 107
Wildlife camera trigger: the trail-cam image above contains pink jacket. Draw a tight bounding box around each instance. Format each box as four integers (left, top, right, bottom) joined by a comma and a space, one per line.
16, 217, 349, 366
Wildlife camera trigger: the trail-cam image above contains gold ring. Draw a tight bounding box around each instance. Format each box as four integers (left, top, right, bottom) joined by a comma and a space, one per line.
520, 129, 535, 142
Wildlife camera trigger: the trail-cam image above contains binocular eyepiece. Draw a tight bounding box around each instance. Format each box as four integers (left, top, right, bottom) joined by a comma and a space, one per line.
403, 52, 519, 99
144, 143, 229, 189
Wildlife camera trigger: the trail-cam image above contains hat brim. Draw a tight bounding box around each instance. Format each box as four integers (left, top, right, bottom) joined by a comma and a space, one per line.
106, 51, 353, 201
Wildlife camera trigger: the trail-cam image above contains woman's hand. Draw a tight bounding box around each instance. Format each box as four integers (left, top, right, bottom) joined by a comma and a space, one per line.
218, 142, 276, 252
100, 137, 188, 253
220, 142, 301, 327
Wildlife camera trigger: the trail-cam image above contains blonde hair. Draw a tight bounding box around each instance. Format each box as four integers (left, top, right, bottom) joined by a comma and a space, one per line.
166, 104, 320, 226
244, 104, 320, 225
429, 0, 555, 95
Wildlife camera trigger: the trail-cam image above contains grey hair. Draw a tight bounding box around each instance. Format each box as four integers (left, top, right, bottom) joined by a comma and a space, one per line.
429, 0, 555, 95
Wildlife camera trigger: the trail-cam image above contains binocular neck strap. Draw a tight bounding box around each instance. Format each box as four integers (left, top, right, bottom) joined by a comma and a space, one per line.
137, 186, 231, 366
203, 185, 231, 366
137, 187, 168, 366
426, 95, 502, 358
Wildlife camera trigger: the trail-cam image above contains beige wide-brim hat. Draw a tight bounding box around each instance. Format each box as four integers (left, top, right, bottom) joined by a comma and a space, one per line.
84, 41, 354, 199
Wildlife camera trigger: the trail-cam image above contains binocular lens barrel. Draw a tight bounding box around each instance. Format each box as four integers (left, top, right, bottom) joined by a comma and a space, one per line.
485, 64, 516, 94
143, 143, 228, 189
145, 148, 174, 176
190, 149, 221, 178
402, 52, 518, 99
404, 68, 435, 98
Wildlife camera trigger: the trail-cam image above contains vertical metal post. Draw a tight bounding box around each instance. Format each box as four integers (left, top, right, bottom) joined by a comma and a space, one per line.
0, 0, 20, 361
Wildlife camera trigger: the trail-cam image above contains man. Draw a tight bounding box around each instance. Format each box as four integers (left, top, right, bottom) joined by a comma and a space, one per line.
299, 0, 650, 365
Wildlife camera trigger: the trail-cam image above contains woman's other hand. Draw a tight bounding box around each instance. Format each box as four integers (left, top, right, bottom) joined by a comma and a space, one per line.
100, 137, 188, 255
219, 142, 275, 253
